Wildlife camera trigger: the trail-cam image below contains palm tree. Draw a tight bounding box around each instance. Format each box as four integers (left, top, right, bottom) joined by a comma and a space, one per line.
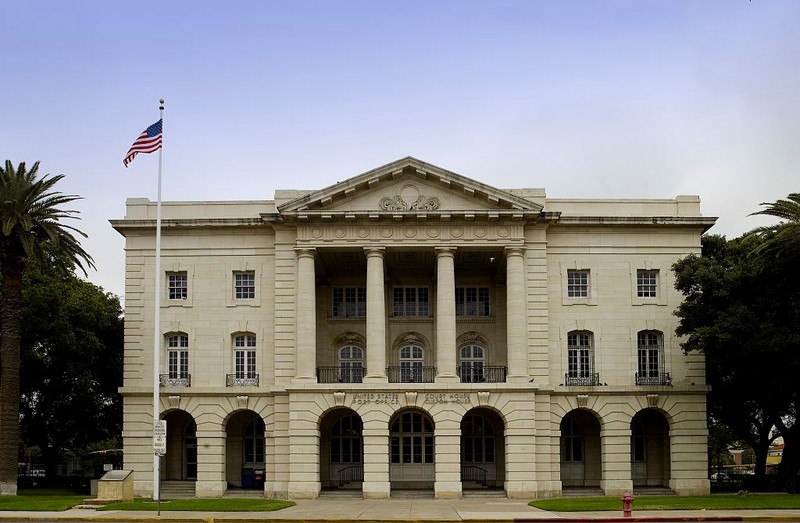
0, 160, 93, 495
749, 193, 800, 264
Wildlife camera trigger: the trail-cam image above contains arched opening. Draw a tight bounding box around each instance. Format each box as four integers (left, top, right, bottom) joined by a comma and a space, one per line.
560, 409, 602, 489
225, 410, 265, 490
461, 408, 505, 491
162, 410, 196, 481
319, 408, 363, 491
389, 409, 434, 490
631, 409, 671, 488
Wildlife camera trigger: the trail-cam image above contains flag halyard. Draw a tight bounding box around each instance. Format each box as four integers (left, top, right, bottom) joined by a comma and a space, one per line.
124, 119, 163, 167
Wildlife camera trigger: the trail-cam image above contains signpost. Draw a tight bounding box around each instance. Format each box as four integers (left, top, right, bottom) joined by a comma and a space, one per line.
153, 420, 166, 514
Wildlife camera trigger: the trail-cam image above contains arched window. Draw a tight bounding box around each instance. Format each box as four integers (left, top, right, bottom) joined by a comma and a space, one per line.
567, 331, 594, 385
399, 345, 424, 383
461, 414, 495, 464
637, 330, 663, 379
331, 415, 362, 463
166, 333, 189, 380
459, 345, 485, 383
390, 411, 434, 464
243, 417, 265, 465
339, 345, 364, 383
234, 333, 257, 379
561, 416, 583, 463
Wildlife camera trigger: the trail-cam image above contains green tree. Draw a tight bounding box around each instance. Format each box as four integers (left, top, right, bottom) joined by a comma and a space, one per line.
19, 264, 123, 480
0, 160, 93, 495
750, 193, 800, 264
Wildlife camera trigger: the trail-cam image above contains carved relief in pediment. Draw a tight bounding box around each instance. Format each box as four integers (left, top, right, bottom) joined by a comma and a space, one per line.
379, 184, 440, 211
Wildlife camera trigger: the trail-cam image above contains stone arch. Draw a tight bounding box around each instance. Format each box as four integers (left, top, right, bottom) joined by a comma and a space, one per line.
161, 409, 196, 481
560, 408, 602, 488
461, 406, 506, 490
224, 409, 265, 489
631, 408, 671, 488
318, 407, 363, 491
388, 407, 435, 491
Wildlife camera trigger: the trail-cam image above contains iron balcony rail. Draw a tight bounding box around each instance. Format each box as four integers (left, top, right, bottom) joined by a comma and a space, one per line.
159, 374, 191, 387
316, 366, 364, 384
457, 366, 508, 383
387, 366, 436, 383
564, 372, 602, 386
635, 372, 672, 386
338, 464, 364, 486
226, 374, 259, 387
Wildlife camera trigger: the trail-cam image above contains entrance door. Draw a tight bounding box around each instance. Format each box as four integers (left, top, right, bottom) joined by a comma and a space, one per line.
390, 411, 434, 488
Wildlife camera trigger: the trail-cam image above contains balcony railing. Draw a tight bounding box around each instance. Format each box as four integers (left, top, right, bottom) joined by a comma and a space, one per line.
226, 374, 259, 387
458, 366, 508, 383
635, 372, 672, 386
159, 374, 191, 387
564, 372, 602, 386
387, 366, 436, 383
316, 366, 364, 384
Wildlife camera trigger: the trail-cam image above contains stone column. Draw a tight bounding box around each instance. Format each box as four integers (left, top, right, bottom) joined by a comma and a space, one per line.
435, 247, 458, 382
505, 247, 528, 382
194, 421, 227, 498
363, 247, 387, 382
287, 405, 320, 499
295, 248, 317, 382
362, 418, 391, 498
434, 419, 461, 499
600, 419, 633, 496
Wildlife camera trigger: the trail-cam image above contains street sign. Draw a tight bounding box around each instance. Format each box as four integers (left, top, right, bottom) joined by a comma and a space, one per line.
153, 420, 167, 455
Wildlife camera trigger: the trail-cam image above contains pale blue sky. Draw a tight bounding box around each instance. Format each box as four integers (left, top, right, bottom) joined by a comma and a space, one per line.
2, 0, 798, 299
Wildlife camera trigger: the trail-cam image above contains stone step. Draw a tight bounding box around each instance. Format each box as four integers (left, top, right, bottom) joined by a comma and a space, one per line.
390, 489, 435, 499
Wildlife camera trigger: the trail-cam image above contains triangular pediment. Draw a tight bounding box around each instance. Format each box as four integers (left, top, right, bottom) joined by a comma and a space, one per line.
276, 157, 542, 222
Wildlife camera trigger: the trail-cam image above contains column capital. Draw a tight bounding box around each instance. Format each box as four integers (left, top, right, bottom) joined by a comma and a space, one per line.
504, 246, 526, 258
435, 246, 456, 258
294, 247, 317, 258
363, 246, 386, 257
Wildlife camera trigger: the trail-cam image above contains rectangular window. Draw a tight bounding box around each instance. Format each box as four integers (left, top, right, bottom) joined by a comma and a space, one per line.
392, 287, 429, 317
234, 334, 257, 379
167, 334, 189, 379
637, 270, 658, 298
455, 286, 490, 317
234, 271, 256, 299
167, 272, 188, 300
567, 332, 593, 378
567, 270, 589, 298
332, 287, 366, 317
637, 331, 662, 377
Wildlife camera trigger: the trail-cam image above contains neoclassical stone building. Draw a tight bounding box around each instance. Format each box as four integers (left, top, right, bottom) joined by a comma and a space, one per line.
113, 157, 714, 500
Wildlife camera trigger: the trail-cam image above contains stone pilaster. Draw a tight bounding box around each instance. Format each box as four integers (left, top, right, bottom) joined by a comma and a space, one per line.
362, 420, 391, 498
435, 248, 458, 382
600, 419, 633, 496
434, 420, 462, 499
295, 248, 316, 382
194, 427, 226, 497
364, 247, 387, 382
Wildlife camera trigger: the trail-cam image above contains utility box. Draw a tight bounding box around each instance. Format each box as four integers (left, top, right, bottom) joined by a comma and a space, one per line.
96, 469, 134, 501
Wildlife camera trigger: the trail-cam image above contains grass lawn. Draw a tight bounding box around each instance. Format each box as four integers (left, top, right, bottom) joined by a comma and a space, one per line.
98, 498, 295, 512
0, 488, 86, 511
530, 493, 800, 511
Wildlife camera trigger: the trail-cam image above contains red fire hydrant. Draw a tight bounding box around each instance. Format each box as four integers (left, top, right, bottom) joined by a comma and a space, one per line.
621, 491, 634, 517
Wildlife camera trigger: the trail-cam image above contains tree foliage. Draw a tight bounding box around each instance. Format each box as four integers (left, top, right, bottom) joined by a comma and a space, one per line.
0, 160, 93, 495
674, 193, 800, 492
19, 264, 123, 479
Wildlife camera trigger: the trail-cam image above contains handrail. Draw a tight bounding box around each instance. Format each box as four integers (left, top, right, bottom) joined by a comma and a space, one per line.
338, 464, 364, 486
461, 465, 487, 486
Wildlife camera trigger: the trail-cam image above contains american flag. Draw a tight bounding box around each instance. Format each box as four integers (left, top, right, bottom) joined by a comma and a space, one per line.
123, 119, 162, 167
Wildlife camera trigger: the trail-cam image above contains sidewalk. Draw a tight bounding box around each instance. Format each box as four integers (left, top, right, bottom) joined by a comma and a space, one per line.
3, 498, 800, 523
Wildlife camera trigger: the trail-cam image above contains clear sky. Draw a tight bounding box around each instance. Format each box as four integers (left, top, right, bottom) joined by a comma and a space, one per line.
2, 0, 798, 300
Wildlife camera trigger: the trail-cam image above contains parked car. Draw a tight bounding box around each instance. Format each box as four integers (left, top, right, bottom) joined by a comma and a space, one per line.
711, 472, 730, 481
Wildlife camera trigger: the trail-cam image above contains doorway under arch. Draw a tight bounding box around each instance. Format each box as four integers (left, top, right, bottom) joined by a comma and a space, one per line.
631, 409, 671, 488
319, 408, 363, 491
225, 410, 265, 489
460, 408, 505, 490
389, 409, 435, 491
162, 410, 196, 481
560, 409, 602, 488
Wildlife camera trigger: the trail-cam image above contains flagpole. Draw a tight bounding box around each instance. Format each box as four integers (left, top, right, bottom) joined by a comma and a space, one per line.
152, 99, 165, 503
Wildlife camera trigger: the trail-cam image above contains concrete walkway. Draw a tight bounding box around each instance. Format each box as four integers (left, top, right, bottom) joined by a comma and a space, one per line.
2, 498, 800, 522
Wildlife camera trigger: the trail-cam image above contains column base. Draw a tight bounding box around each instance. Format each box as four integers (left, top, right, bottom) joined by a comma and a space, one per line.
435, 373, 460, 383
601, 479, 633, 497
363, 374, 388, 383
435, 481, 462, 499
288, 480, 321, 499
363, 481, 391, 499
196, 480, 226, 498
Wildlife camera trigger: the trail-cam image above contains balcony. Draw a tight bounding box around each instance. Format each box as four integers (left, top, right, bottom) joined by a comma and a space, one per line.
458, 366, 508, 383
387, 366, 436, 383
635, 372, 672, 386
564, 372, 602, 386
226, 374, 259, 387
159, 374, 191, 387
316, 366, 364, 384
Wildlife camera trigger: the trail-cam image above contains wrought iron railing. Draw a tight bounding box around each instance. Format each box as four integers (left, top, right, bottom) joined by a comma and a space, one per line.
564, 372, 602, 386
635, 372, 672, 386
457, 366, 508, 383
226, 374, 259, 387
338, 464, 364, 486
159, 374, 191, 387
316, 366, 364, 384
461, 465, 487, 486
386, 366, 436, 383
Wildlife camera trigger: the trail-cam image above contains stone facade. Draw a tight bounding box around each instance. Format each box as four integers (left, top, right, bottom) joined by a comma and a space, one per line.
112, 157, 715, 499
